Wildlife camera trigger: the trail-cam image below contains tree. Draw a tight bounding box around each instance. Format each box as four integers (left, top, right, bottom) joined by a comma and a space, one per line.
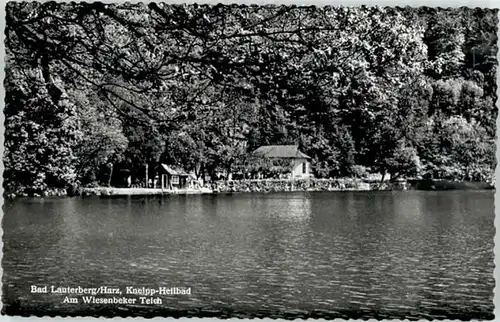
68, 89, 128, 186
4, 63, 81, 195
4, 3, 497, 194
420, 116, 494, 181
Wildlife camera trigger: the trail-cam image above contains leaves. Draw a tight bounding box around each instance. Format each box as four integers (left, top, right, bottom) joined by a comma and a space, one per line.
4, 4, 497, 194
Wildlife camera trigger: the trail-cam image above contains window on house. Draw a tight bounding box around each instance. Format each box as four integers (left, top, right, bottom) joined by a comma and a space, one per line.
302, 162, 307, 174
172, 175, 179, 184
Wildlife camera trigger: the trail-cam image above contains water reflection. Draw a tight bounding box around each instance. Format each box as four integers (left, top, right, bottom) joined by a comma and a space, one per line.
269, 194, 312, 221
2, 191, 494, 319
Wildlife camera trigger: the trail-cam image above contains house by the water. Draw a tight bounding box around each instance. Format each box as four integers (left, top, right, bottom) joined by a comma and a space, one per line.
155, 145, 310, 188
157, 164, 190, 189
251, 145, 311, 178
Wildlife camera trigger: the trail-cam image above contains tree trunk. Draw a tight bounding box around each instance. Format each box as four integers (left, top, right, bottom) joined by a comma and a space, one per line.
108, 164, 114, 187
378, 169, 386, 190
195, 162, 203, 179
40, 55, 63, 105
198, 163, 205, 185
226, 163, 232, 181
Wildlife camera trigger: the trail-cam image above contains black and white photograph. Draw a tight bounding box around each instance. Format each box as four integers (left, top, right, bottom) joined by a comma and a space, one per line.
2, 2, 497, 319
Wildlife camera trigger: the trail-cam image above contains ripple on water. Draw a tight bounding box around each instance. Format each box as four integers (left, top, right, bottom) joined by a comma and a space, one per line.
2, 192, 495, 319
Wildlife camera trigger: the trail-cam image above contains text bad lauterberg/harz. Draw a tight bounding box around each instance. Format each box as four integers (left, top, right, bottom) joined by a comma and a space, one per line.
30, 285, 191, 304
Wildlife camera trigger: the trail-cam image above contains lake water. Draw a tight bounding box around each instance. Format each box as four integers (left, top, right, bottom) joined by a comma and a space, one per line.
2, 191, 494, 319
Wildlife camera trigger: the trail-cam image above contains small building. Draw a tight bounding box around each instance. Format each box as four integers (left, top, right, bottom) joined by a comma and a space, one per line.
157, 164, 189, 190
251, 145, 311, 178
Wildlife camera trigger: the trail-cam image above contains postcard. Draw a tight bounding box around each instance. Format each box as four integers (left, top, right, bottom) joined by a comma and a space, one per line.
2, 1, 497, 319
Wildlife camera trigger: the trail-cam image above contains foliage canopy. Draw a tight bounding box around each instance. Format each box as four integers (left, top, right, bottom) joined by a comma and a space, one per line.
4, 3, 498, 195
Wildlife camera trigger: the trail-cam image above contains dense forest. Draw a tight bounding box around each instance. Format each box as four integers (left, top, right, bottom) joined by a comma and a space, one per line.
4, 3, 498, 196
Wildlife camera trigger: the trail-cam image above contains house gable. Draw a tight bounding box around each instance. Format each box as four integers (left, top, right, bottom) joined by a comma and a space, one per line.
250, 145, 311, 178
251, 145, 311, 159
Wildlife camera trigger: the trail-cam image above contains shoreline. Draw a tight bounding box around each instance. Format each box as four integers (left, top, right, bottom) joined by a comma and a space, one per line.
211, 178, 494, 194
5, 178, 494, 199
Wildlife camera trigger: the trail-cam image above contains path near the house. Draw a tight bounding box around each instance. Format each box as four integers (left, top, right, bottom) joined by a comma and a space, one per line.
80, 187, 213, 196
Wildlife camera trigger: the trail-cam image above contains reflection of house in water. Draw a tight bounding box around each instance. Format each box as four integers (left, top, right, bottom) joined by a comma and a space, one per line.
282, 197, 312, 220
157, 164, 189, 190
251, 145, 311, 178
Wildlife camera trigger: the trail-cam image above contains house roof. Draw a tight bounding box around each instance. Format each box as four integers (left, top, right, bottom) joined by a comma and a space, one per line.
252, 145, 311, 159
160, 164, 189, 176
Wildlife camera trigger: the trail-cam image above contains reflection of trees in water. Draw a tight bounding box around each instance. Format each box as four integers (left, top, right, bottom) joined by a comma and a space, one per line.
222, 195, 314, 303
382, 191, 494, 316
4, 192, 494, 317
4, 199, 73, 303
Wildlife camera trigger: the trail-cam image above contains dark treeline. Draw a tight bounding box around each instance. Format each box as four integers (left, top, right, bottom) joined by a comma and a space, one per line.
4, 3, 498, 195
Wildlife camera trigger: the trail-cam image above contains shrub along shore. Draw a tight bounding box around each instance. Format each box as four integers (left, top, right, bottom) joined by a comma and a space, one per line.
212, 178, 392, 193
211, 178, 494, 193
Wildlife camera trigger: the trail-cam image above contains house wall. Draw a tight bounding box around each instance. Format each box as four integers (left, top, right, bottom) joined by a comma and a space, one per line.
291, 158, 309, 178
159, 173, 187, 189
165, 175, 188, 189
